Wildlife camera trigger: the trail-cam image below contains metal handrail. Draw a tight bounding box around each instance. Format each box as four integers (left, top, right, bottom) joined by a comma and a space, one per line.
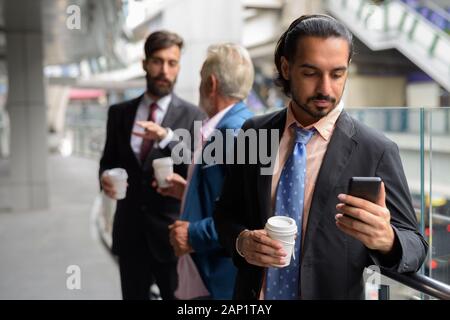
380, 267, 450, 300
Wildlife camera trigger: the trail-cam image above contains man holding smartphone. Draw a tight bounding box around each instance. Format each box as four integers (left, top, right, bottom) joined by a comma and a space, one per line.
214, 14, 428, 299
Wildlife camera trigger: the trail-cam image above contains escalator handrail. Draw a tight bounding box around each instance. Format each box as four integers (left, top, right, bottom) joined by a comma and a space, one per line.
380, 266, 450, 300
416, 0, 450, 23
396, 0, 450, 39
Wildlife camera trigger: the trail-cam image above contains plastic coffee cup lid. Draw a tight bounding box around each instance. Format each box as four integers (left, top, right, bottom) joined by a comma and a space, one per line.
108, 168, 128, 179
265, 216, 297, 234
152, 157, 173, 167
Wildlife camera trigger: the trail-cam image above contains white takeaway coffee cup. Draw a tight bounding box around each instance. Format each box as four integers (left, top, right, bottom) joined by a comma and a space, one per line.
152, 157, 174, 188
106, 168, 128, 200
265, 216, 298, 267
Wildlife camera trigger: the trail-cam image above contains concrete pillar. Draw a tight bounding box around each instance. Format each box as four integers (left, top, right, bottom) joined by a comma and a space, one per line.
282, 0, 325, 28
162, 0, 243, 105
3, 0, 48, 211
406, 82, 441, 133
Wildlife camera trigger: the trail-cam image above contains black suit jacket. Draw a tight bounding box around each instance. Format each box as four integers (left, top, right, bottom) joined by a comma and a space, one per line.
99, 94, 205, 263
214, 109, 428, 299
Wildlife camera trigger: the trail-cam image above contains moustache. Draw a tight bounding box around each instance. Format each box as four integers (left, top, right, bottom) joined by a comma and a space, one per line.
150, 75, 172, 85
307, 94, 336, 104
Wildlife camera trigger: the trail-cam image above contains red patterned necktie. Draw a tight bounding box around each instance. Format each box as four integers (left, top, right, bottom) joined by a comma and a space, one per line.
139, 102, 158, 163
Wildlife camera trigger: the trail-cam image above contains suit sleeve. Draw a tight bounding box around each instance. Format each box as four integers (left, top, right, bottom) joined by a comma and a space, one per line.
214, 119, 254, 267
99, 106, 120, 189
188, 120, 250, 254
188, 218, 222, 253
371, 141, 428, 272
162, 108, 206, 157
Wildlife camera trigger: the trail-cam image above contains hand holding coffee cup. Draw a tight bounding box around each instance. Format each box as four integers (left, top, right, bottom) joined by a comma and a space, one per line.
152, 157, 174, 188
236, 229, 287, 268
264, 216, 297, 267
101, 168, 128, 200
153, 173, 187, 200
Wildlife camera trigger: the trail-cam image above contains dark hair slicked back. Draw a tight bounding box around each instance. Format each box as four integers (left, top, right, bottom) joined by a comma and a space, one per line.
144, 30, 184, 59
274, 14, 353, 96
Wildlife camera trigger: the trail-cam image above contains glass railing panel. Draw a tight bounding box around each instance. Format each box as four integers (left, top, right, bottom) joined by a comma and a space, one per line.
346, 107, 424, 222
427, 107, 450, 285
348, 106, 450, 287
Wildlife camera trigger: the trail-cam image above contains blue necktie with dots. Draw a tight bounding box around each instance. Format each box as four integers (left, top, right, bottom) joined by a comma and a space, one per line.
265, 126, 314, 300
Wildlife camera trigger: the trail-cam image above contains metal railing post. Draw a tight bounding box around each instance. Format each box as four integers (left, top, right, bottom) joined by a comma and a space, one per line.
378, 285, 390, 300
419, 108, 426, 276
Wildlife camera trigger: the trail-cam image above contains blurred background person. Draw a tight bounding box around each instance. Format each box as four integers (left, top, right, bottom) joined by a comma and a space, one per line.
99, 30, 205, 300
150, 43, 254, 299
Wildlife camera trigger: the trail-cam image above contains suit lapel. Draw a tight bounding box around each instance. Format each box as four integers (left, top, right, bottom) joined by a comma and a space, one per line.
125, 95, 142, 167
160, 95, 184, 129
302, 111, 357, 255
256, 109, 287, 227
124, 95, 142, 140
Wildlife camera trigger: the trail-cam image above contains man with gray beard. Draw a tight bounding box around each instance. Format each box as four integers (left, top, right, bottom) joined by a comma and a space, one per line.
152, 43, 254, 299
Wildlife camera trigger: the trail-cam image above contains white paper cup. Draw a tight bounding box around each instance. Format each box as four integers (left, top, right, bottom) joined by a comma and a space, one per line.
265, 216, 297, 267
106, 168, 128, 200
152, 157, 174, 188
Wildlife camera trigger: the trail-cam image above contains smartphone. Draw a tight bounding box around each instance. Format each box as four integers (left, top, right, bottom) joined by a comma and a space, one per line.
347, 177, 382, 203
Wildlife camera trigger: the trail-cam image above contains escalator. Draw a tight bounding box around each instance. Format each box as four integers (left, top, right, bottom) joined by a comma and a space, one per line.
323, 0, 450, 92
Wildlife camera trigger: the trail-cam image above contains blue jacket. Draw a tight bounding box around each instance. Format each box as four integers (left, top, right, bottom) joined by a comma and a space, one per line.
180, 102, 253, 299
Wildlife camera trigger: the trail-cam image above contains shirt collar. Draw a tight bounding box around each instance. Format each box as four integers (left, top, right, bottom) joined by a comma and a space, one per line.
285, 100, 343, 141
143, 92, 172, 112
201, 103, 235, 140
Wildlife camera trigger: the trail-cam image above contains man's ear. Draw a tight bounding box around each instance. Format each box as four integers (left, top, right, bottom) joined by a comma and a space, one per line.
209, 74, 218, 97
142, 59, 147, 73
280, 56, 290, 80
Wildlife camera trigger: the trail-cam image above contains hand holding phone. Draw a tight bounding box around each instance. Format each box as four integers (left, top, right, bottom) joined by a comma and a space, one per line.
342, 177, 382, 221
347, 177, 382, 203
336, 177, 395, 254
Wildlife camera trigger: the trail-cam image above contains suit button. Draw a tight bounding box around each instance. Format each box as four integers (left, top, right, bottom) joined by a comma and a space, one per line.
141, 205, 148, 211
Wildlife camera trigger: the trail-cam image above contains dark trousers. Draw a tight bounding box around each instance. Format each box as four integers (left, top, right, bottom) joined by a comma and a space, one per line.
118, 244, 178, 300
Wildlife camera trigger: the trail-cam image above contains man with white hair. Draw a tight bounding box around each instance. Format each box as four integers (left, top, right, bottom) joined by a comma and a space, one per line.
143, 43, 254, 299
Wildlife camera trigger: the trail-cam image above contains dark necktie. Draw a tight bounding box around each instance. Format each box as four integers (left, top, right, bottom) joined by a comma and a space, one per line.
139, 102, 158, 163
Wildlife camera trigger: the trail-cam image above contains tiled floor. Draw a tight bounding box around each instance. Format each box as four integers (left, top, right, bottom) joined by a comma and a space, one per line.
0, 155, 121, 299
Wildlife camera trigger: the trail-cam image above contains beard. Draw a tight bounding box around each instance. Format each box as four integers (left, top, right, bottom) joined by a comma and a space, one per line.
146, 73, 176, 97
292, 92, 338, 120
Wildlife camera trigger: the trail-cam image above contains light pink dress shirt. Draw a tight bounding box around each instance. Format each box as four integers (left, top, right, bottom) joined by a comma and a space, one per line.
176, 104, 234, 299
259, 101, 343, 299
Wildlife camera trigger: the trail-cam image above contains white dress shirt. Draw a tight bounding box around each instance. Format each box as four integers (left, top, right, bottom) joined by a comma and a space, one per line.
130, 93, 174, 158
